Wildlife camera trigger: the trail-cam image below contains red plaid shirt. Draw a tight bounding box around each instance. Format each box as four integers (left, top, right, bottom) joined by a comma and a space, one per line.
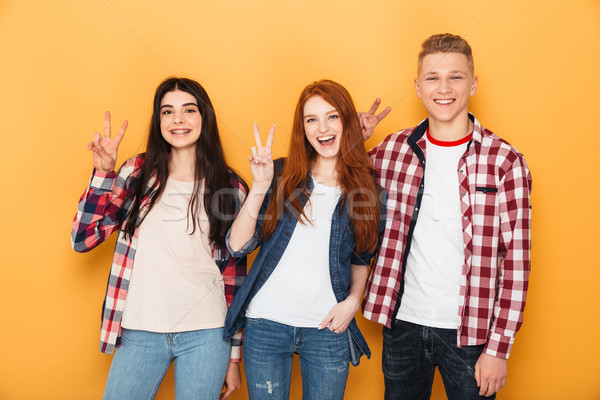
362, 115, 531, 359
72, 155, 247, 361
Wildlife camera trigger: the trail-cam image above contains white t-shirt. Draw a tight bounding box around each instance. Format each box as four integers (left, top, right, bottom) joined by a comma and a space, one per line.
122, 178, 227, 333
396, 131, 470, 329
246, 178, 341, 327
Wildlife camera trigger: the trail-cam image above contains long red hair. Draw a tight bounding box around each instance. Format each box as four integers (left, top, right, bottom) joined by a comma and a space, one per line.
261, 80, 381, 253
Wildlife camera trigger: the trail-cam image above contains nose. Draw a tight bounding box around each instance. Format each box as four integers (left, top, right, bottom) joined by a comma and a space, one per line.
438, 78, 451, 94
173, 110, 184, 123
318, 120, 329, 133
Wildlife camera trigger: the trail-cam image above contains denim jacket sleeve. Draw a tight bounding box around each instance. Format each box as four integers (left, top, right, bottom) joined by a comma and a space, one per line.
349, 185, 388, 266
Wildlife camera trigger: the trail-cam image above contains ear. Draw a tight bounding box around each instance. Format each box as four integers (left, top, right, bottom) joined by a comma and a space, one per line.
470, 75, 478, 96
414, 79, 422, 98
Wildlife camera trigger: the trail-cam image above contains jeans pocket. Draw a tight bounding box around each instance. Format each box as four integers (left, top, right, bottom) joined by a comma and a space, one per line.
246, 316, 263, 323
325, 327, 346, 335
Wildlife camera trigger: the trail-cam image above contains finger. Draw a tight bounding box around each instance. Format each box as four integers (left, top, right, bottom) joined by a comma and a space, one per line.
479, 381, 487, 396
474, 363, 481, 387
251, 147, 258, 160
319, 313, 334, 330
359, 114, 368, 129
88, 141, 94, 151
104, 111, 111, 139
265, 124, 275, 151
114, 120, 128, 145
253, 122, 263, 149
94, 132, 101, 147
376, 106, 392, 122
493, 380, 502, 394
367, 98, 381, 115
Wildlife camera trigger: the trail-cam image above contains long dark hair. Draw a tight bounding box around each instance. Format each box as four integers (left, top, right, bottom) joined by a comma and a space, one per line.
261, 79, 381, 253
122, 77, 246, 246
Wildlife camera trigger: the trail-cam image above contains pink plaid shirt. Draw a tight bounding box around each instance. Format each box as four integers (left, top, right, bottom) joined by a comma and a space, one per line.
362, 115, 531, 359
72, 155, 247, 361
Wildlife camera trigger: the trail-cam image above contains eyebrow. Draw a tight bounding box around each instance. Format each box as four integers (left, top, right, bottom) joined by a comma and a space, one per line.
423, 70, 467, 76
160, 102, 199, 109
303, 110, 338, 118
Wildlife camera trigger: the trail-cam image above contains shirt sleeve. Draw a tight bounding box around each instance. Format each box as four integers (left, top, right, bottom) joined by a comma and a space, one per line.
71, 160, 137, 253
484, 154, 532, 359
229, 329, 243, 363
350, 186, 388, 266
222, 176, 248, 363
222, 177, 249, 307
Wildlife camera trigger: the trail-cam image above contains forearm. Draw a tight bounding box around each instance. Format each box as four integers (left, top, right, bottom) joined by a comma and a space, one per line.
71, 169, 120, 252
347, 264, 370, 306
228, 182, 270, 252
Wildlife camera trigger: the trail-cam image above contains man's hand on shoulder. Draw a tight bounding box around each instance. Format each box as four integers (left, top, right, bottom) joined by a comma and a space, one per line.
474, 352, 507, 397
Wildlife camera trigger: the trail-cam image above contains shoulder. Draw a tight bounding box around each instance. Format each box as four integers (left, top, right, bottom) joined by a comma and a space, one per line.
370, 127, 416, 156
273, 157, 286, 174
115, 154, 145, 180
227, 169, 249, 193
478, 126, 529, 173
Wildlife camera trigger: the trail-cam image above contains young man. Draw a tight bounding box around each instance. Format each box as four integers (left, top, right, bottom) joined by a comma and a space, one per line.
361, 34, 532, 399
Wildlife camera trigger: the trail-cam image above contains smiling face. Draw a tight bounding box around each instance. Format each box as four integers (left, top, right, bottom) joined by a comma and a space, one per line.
159, 90, 202, 151
303, 95, 343, 161
415, 52, 478, 127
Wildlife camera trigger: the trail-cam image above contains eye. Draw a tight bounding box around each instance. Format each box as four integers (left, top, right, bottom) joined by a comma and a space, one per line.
328, 114, 340, 120
425, 76, 437, 81
161, 110, 173, 115
450, 76, 463, 80
305, 117, 316, 123
184, 108, 197, 113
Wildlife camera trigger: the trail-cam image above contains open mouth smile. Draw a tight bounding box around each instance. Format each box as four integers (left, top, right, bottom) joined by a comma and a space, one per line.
316, 135, 336, 145
170, 129, 191, 135
434, 99, 455, 105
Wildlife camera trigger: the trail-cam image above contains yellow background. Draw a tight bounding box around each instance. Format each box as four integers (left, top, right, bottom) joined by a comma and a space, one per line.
1, 0, 599, 399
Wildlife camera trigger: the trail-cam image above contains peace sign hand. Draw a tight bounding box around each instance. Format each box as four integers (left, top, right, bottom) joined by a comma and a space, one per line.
358, 98, 391, 141
249, 123, 275, 190
87, 111, 128, 174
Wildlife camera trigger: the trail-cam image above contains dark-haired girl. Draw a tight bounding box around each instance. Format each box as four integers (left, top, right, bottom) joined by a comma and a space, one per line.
224, 80, 386, 399
72, 78, 247, 399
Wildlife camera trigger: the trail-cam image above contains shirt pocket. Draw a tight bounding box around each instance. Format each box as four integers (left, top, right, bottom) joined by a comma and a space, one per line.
475, 186, 498, 194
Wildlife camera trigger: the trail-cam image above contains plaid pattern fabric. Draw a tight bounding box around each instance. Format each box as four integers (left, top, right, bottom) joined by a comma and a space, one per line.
72, 155, 247, 361
362, 115, 531, 359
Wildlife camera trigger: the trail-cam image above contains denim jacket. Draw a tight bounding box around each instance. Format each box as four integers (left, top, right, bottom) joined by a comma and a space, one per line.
224, 159, 387, 366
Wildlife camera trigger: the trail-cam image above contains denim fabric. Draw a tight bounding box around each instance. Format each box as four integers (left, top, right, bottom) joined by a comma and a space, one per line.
103, 327, 230, 400
243, 318, 350, 400
382, 320, 494, 400
224, 159, 387, 366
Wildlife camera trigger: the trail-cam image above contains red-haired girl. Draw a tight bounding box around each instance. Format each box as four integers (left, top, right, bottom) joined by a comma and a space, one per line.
224, 80, 386, 399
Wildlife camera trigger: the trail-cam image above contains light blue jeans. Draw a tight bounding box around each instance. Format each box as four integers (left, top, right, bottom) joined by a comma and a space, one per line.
243, 317, 350, 400
103, 327, 230, 400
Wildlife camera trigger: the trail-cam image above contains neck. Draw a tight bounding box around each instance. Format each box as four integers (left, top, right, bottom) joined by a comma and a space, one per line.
428, 115, 472, 142
168, 147, 196, 182
310, 156, 339, 187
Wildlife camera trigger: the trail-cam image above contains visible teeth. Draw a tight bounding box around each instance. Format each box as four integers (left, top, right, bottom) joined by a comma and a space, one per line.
317, 135, 335, 142
171, 129, 190, 134
435, 99, 454, 104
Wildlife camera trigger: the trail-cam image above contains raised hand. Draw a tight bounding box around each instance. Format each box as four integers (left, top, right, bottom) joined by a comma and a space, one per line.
87, 111, 128, 174
249, 123, 275, 189
358, 98, 391, 141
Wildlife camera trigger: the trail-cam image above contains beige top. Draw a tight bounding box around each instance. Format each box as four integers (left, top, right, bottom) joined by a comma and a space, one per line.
121, 178, 227, 332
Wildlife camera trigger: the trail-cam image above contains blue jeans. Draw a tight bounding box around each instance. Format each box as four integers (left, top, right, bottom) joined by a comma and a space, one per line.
103, 327, 230, 400
243, 318, 350, 400
382, 319, 494, 400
